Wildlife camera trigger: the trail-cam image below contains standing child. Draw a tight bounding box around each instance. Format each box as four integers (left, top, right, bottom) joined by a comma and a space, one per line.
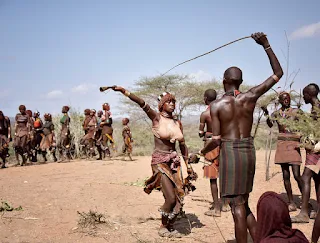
122, 118, 133, 161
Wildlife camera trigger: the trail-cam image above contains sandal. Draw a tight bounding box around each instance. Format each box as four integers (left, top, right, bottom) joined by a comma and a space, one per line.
291, 213, 309, 223
288, 203, 297, 212
158, 227, 172, 238
169, 229, 183, 238
204, 208, 221, 217
310, 210, 317, 219
221, 203, 231, 212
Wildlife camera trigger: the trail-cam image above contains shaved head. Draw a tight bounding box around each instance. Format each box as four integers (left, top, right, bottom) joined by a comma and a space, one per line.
223, 67, 243, 88
204, 89, 217, 102
303, 83, 319, 104
303, 83, 319, 96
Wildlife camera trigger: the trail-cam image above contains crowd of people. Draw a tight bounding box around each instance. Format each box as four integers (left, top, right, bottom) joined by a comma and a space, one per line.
1, 32, 319, 242
0, 103, 133, 168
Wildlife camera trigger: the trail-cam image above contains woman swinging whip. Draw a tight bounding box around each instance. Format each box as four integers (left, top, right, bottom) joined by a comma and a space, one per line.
108, 86, 197, 238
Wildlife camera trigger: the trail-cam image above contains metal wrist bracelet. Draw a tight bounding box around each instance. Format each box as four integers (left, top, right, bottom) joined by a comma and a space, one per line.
124, 90, 131, 97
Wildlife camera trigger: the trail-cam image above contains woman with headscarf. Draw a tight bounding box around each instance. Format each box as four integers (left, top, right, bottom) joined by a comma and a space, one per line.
109, 86, 197, 238
255, 191, 308, 243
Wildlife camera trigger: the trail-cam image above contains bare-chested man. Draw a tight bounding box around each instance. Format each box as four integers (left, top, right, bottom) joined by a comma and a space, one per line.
199, 89, 229, 216
262, 92, 303, 211
14, 105, 32, 165
200, 32, 283, 243
291, 83, 320, 242
0, 110, 11, 168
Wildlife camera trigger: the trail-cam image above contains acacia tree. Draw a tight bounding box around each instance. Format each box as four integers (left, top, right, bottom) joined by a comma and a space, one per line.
119, 74, 223, 121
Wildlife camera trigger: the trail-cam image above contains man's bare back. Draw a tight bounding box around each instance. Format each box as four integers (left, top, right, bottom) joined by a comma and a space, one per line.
200, 32, 284, 243
199, 108, 212, 134
211, 93, 255, 139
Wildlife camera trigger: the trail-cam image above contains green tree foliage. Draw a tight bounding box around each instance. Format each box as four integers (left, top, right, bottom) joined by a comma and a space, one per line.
120, 74, 225, 120
271, 107, 320, 150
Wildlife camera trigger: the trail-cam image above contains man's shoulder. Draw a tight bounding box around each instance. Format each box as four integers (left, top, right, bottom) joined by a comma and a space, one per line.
210, 97, 228, 110
201, 108, 210, 115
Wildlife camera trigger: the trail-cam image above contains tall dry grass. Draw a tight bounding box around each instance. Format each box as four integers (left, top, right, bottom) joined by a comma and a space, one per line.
5, 108, 277, 162
52, 109, 84, 158
49, 109, 277, 159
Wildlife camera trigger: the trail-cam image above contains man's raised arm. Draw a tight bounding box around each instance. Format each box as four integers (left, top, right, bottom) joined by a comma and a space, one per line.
247, 32, 283, 101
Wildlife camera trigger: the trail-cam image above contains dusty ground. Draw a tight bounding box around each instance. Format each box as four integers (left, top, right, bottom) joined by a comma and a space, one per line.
0, 150, 317, 243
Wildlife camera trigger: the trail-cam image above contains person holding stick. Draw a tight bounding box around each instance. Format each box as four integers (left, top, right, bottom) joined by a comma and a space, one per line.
199, 32, 283, 243
199, 89, 230, 216
262, 92, 304, 212
291, 83, 320, 243
108, 86, 197, 238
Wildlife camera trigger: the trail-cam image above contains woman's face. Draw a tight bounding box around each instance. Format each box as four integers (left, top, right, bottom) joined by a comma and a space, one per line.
162, 99, 175, 113
103, 104, 110, 111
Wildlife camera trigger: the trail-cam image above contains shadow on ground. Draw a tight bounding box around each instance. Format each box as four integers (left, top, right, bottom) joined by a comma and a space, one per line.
175, 213, 205, 235
279, 193, 318, 210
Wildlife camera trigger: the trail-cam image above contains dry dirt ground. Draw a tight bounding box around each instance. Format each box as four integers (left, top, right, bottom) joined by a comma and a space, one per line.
0, 150, 317, 243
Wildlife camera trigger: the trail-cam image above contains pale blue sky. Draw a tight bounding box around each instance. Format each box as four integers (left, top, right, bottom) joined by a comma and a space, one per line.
1, 1, 319, 117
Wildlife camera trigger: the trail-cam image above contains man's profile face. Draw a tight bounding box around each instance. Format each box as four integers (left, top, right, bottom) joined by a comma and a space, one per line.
302, 89, 311, 104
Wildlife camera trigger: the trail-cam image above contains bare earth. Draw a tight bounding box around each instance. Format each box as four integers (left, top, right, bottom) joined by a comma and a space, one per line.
0, 150, 316, 243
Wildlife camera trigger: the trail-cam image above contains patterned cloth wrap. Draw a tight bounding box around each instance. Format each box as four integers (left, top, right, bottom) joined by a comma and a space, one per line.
144, 150, 185, 204
219, 137, 256, 206
305, 151, 320, 174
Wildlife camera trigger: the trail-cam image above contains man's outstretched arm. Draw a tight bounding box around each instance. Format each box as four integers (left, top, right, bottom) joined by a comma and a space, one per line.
247, 32, 284, 101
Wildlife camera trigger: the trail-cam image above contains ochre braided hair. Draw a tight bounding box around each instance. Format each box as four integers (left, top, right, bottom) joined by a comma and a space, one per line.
158, 92, 176, 111
44, 113, 52, 121
84, 109, 91, 115
19, 105, 26, 111
26, 110, 33, 117
62, 106, 70, 113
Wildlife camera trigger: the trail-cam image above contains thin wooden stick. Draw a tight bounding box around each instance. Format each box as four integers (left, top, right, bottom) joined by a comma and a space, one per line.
264, 129, 270, 181
161, 36, 253, 76
266, 128, 273, 181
